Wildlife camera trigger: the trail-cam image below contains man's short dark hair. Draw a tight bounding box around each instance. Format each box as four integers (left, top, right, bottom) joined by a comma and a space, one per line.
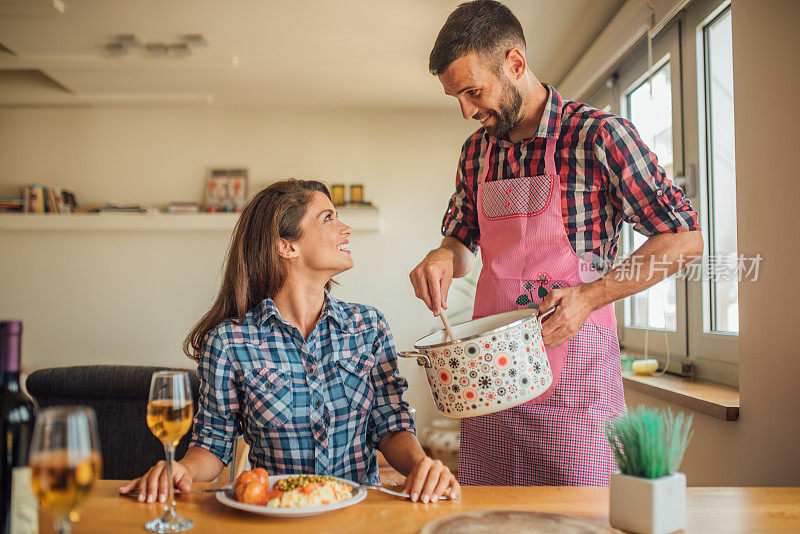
429, 0, 526, 77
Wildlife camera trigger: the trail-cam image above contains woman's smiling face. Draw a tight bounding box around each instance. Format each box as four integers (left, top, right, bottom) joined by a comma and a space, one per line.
291, 191, 353, 277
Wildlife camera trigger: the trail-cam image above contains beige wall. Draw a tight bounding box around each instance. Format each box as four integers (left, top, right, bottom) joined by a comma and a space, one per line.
0, 105, 477, 432
625, 0, 800, 486
4, 0, 800, 486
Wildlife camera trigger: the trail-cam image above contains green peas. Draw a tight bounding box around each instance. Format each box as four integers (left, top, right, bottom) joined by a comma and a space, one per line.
273, 474, 333, 492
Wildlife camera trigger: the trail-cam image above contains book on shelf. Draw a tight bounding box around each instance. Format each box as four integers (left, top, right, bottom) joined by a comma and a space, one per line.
0, 195, 24, 212
74, 203, 154, 214
34, 185, 44, 213
166, 202, 200, 214
18, 184, 77, 213
61, 190, 76, 211
43, 187, 53, 213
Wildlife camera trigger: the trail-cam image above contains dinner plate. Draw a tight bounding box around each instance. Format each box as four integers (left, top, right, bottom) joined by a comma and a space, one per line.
215, 474, 367, 518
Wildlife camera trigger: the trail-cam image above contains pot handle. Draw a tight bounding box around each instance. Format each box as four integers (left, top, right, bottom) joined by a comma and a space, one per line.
398, 351, 432, 368
538, 305, 557, 324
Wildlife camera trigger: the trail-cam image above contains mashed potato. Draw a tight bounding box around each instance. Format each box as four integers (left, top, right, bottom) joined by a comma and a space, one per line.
266, 475, 353, 508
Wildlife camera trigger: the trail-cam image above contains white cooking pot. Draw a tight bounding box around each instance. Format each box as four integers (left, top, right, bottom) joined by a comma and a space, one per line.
400, 308, 555, 418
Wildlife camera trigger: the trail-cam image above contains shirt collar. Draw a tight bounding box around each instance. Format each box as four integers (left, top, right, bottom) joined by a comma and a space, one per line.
252, 297, 281, 327
320, 290, 347, 330
483, 83, 562, 145
253, 290, 346, 331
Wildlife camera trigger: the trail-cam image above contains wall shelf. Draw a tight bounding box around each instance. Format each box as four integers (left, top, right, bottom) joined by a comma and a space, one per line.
0, 209, 381, 233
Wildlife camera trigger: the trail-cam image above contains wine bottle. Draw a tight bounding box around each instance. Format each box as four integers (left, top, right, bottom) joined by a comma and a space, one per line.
0, 321, 38, 534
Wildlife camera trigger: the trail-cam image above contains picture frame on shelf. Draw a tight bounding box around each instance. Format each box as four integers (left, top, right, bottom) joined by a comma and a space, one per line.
205, 168, 248, 212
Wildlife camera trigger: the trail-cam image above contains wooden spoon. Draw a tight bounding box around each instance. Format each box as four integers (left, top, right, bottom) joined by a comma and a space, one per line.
438, 308, 457, 342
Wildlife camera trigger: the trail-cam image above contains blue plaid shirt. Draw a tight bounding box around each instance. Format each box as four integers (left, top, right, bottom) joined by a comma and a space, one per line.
188, 292, 416, 484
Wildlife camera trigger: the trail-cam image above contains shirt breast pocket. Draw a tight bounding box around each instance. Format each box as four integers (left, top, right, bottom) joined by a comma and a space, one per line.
242, 367, 293, 430
335, 353, 375, 414
481, 175, 553, 220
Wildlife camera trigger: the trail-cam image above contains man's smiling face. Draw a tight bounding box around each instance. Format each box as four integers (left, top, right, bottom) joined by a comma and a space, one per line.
439, 51, 522, 138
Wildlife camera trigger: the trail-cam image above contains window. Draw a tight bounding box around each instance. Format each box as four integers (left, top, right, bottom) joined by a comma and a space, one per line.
610, 22, 688, 359
623, 62, 678, 332
702, 7, 737, 334
584, 0, 738, 386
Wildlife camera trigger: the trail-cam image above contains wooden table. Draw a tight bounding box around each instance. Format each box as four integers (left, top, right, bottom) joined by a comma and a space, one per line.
39, 481, 800, 533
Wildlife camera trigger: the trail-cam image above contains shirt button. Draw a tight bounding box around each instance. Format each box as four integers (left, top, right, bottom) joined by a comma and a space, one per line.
656, 189, 664, 197
314, 399, 322, 409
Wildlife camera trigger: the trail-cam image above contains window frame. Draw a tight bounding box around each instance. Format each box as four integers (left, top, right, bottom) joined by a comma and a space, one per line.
613, 21, 690, 361
585, 0, 739, 387
684, 0, 738, 385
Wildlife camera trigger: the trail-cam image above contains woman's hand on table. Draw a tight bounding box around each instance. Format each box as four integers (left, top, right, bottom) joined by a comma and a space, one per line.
118, 460, 194, 503
403, 456, 460, 503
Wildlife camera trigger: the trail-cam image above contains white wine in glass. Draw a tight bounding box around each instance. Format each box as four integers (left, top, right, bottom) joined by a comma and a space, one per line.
145, 371, 194, 533
146, 400, 193, 447
29, 407, 102, 534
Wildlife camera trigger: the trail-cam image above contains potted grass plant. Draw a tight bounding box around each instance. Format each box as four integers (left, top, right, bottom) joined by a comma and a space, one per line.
606, 407, 694, 534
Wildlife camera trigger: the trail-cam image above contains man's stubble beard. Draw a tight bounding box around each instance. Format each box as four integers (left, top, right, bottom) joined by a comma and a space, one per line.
485, 77, 523, 139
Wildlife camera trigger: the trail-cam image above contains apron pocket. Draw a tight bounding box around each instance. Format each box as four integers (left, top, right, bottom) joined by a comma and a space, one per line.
242, 366, 292, 429
336, 354, 375, 414
481, 175, 553, 220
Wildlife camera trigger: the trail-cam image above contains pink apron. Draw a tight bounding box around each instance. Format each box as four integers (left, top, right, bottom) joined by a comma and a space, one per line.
459, 121, 626, 486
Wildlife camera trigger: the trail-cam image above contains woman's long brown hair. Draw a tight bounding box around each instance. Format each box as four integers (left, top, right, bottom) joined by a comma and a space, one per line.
183, 179, 332, 362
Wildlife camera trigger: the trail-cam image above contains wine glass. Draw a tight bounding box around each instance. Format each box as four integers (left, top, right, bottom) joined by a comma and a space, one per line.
29, 406, 102, 534
145, 371, 194, 533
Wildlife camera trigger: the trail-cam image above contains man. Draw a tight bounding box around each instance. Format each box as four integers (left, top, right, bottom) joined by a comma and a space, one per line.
410, 0, 703, 486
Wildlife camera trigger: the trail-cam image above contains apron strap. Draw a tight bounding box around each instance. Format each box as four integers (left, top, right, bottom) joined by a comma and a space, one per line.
506, 149, 520, 176
478, 139, 495, 185
544, 136, 557, 176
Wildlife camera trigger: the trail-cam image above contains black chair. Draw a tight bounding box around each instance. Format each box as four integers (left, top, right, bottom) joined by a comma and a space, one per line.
26, 365, 200, 480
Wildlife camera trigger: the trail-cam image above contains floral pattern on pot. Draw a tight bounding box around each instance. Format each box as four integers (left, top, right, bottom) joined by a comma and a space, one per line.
420, 316, 551, 417
464, 343, 481, 358
437, 368, 453, 386
494, 352, 512, 370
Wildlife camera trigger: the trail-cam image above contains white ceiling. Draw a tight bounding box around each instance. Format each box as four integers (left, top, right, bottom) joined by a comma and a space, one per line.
0, 0, 624, 107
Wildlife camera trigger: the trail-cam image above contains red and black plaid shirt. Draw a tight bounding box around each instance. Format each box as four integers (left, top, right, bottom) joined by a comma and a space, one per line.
442, 85, 700, 268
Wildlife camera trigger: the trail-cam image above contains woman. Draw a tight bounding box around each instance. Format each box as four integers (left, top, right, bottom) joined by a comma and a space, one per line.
120, 179, 459, 503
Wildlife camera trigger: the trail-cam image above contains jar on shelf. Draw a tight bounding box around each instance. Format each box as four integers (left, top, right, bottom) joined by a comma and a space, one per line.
349, 184, 364, 203
331, 184, 346, 206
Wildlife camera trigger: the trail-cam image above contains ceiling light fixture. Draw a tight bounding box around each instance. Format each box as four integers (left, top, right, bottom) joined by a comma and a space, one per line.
183, 34, 207, 48
105, 43, 127, 56
168, 43, 191, 57
105, 34, 206, 59
144, 43, 168, 56
116, 34, 139, 48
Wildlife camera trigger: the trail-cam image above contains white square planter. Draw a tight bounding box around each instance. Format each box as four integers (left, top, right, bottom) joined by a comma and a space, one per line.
609, 472, 686, 534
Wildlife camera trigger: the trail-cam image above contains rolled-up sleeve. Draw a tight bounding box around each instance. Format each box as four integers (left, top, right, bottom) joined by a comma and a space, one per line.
367, 312, 415, 448
189, 331, 239, 465
442, 138, 481, 253
594, 116, 700, 236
